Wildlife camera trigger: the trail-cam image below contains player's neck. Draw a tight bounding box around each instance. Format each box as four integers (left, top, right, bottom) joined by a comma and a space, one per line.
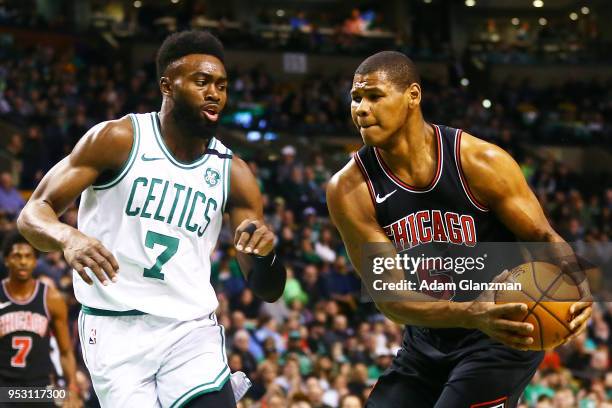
157, 109, 210, 163
5, 277, 37, 301
378, 116, 437, 188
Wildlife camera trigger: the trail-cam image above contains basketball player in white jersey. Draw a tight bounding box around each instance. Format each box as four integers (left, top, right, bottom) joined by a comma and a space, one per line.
17, 31, 286, 407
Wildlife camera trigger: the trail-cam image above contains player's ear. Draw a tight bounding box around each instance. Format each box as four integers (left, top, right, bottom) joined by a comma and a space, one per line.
406, 83, 421, 108
159, 76, 172, 97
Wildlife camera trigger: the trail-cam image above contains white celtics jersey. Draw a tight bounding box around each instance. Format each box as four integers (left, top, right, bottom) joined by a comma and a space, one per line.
75, 112, 232, 320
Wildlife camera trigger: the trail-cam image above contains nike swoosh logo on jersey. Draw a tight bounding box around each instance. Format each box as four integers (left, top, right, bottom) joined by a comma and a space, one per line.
0, 301, 12, 309
141, 154, 164, 162
375, 190, 397, 203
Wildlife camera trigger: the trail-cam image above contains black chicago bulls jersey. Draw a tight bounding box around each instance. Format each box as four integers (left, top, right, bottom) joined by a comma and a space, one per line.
0, 280, 52, 384
355, 124, 522, 328
358, 125, 544, 408
355, 124, 515, 251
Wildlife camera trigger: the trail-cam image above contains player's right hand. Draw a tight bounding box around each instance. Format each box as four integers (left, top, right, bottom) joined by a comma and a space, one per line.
61, 230, 119, 286
464, 270, 535, 351
465, 301, 534, 351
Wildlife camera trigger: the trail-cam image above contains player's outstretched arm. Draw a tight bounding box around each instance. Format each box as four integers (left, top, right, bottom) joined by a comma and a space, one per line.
17, 118, 132, 285
47, 286, 82, 408
459, 132, 592, 341
327, 159, 535, 350
227, 155, 286, 302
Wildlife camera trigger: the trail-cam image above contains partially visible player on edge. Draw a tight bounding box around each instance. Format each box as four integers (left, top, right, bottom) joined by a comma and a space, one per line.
17, 31, 286, 407
326, 51, 592, 407
0, 232, 81, 408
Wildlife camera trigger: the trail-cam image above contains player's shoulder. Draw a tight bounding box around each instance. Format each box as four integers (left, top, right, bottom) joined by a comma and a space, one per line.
230, 153, 250, 178
41, 279, 60, 301
71, 115, 135, 168
458, 131, 524, 204
228, 153, 261, 206
85, 115, 134, 150
327, 156, 371, 212
458, 131, 518, 175
328, 157, 363, 194
43, 280, 66, 317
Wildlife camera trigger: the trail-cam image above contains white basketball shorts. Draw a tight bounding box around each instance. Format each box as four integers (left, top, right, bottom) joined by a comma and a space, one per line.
77, 307, 230, 407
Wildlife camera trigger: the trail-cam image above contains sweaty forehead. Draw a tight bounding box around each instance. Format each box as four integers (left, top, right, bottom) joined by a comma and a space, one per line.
352, 71, 391, 91
167, 54, 226, 78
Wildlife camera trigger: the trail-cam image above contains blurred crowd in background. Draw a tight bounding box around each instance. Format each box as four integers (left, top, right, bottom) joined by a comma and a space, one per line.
0, 40, 609, 191
0, 19, 611, 408
1, 0, 608, 64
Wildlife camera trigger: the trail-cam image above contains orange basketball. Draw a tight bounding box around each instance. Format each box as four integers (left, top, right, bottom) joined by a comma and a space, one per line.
494, 262, 582, 351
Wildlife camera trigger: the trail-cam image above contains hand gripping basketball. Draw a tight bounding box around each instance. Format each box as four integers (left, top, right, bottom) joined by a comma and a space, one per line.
465, 270, 535, 351
234, 219, 275, 256
495, 262, 589, 351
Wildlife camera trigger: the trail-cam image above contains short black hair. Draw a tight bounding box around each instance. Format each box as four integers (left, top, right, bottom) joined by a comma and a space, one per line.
354, 51, 420, 90
2, 231, 36, 259
156, 30, 225, 79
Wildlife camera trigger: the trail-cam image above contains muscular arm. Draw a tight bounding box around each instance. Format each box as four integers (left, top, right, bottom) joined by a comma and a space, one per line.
460, 133, 563, 243
460, 132, 592, 335
46, 286, 79, 400
17, 117, 132, 284
227, 156, 286, 302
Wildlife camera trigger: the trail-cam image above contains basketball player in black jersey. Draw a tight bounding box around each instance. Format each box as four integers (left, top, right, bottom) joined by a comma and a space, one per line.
327, 51, 592, 407
0, 233, 81, 407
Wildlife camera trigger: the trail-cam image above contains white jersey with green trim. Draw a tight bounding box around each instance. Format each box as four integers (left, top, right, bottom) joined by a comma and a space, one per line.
75, 112, 232, 320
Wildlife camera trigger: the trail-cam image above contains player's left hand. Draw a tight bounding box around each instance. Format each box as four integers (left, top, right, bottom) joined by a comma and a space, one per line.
234, 219, 275, 256
564, 301, 592, 343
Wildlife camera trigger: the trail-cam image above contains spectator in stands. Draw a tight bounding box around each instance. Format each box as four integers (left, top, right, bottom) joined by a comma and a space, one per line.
0, 171, 24, 219
277, 145, 300, 184
255, 315, 286, 356
275, 355, 302, 395
324, 256, 359, 313
20, 125, 47, 188
342, 9, 364, 35
300, 264, 328, 308
304, 375, 330, 408
339, 394, 362, 408
283, 267, 309, 306
232, 329, 259, 376
314, 227, 337, 264
0, 132, 23, 185
290, 11, 311, 32
232, 287, 262, 320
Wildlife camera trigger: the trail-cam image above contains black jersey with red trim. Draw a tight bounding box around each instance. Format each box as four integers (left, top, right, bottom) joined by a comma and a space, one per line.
356, 124, 544, 405
0, 279, 52, 383
354, 124, 523, 331
355, 124, 515, 251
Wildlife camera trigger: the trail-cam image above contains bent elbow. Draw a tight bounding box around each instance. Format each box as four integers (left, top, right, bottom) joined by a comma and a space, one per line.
16, 209, 28, 235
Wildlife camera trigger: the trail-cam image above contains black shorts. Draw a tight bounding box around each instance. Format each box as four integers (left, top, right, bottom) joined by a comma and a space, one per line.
367, 327, 543, 408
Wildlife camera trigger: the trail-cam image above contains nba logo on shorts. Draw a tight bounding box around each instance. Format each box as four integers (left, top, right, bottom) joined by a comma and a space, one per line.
89, 329, 97, 345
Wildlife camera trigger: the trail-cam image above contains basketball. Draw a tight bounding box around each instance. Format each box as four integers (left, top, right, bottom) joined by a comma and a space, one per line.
495, 262, 583, 351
